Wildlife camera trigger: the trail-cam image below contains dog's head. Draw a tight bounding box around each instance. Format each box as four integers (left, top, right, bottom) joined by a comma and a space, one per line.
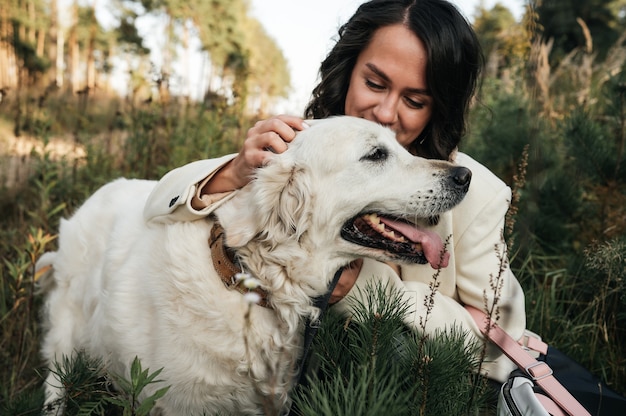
217, 116, 471, 269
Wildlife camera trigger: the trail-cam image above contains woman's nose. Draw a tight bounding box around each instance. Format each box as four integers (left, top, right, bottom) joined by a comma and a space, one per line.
373, 95, 399, 125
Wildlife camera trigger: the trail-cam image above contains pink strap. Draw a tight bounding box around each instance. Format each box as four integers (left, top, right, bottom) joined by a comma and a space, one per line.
466, 306, 591, 416
536, 393, 568, 416
519, 332, 548, 355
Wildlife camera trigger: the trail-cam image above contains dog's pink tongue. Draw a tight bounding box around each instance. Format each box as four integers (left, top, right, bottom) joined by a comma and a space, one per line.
379, 218, 449, 269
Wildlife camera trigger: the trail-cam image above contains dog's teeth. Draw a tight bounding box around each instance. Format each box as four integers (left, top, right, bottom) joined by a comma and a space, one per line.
362, 213, 411, 243
365, 214, 386, 232
365, 213, 381, 224
390, 231, 406, 242
362, 214, 410, 242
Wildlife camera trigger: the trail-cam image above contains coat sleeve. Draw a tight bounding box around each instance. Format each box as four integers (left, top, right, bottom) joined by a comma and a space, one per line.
143, 154, 237, 224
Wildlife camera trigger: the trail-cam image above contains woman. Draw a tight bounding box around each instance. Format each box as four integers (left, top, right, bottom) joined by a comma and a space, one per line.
143, 0, 526, 383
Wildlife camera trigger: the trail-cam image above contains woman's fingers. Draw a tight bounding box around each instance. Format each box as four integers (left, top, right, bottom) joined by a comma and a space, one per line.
200, 116, 309, 193
245, 115, 309, 163
248, 115, 309, 154
231, 115, 308, 188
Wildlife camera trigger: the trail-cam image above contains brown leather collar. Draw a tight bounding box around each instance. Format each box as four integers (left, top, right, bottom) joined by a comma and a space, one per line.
209, 222, 270, 308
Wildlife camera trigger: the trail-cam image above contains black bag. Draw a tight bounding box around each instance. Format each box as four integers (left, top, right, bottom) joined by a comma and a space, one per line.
539, 346, 626, 415
467, 305, 626, 416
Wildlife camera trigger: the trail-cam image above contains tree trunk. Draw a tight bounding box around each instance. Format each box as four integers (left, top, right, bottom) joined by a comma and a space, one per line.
56, 17, 64, 88
47, 0, 58, 87
27, 0, 36, 45
182, 20, 190, 98
0, 5, 18, 89
85, 3, 97, 93
68, 1, 80, 93
158, 14, 172, 104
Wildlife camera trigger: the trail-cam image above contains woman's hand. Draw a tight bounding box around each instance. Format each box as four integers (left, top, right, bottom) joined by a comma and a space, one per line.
329, 259, 364, 304
202, 115, 309, 194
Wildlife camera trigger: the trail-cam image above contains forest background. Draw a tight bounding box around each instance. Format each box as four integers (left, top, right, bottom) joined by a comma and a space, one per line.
1, 0, 626, 414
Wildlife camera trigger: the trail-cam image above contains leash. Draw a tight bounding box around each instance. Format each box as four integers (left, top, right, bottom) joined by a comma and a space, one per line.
289, 267, 343, 413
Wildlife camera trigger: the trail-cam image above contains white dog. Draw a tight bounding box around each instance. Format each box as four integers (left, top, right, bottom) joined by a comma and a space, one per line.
38, 116, 471, 415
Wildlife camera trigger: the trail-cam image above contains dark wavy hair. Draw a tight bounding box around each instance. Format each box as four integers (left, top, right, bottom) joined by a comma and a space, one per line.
304, 0, 483, 160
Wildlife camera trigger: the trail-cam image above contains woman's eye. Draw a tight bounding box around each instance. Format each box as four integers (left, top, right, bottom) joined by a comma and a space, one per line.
405, 97, 426, 109
365, 79, 385, 90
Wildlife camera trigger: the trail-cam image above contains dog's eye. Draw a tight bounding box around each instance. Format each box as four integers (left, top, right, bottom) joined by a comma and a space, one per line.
362, 147, 388, 162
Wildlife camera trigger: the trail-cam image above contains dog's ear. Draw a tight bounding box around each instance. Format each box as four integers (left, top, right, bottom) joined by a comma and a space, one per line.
267, 164, 312, 243
221, 156, 313, 248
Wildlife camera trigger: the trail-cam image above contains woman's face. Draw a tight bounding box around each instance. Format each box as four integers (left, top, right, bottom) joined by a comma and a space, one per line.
345, 24, 433, 149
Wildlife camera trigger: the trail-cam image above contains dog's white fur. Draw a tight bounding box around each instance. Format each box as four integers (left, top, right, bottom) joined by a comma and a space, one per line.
38, 116, 469, 415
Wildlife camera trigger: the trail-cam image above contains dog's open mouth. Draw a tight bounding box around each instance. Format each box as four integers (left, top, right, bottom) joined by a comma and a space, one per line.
341, 213, 449, 268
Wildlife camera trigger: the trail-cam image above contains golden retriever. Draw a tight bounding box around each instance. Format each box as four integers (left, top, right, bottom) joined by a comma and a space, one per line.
38, 116, 471, 415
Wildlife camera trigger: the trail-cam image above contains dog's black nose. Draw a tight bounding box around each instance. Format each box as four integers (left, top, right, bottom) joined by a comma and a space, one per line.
452, 166, 472, 190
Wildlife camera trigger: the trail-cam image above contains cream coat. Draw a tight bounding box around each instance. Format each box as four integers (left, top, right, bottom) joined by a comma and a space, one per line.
143, 151, 526, 383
